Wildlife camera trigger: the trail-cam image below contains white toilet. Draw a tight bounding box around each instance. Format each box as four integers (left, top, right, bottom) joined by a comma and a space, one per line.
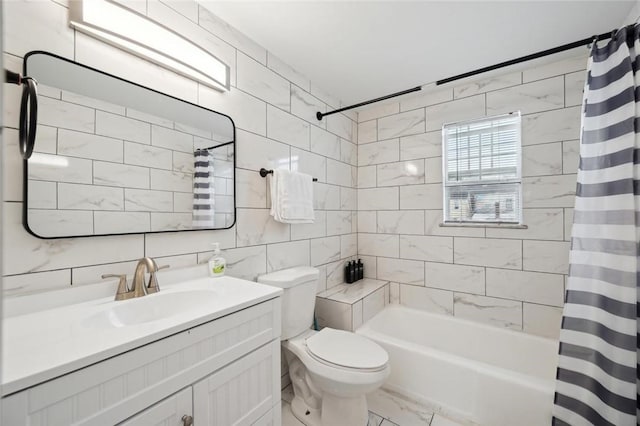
258, 266, 390, 426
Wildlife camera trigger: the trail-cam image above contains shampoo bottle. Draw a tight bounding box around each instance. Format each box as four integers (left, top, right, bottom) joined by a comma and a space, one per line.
208, 243, 226, 277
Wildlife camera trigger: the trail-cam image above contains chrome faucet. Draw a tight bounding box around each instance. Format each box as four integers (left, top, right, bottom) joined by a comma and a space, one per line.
102, 258, 169, 301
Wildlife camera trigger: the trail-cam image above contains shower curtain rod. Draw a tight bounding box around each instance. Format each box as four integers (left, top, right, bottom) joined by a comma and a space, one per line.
316, 29, 617, 121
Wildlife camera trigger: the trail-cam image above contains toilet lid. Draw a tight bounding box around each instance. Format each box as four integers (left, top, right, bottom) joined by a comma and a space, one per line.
305, 328, 388, 370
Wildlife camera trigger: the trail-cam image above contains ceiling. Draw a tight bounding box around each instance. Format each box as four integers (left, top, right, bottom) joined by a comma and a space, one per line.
203, 1, 636, 105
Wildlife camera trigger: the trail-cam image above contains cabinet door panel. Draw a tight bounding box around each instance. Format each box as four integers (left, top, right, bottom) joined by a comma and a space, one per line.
194, 341, 280, 426
119, 387, 192, 426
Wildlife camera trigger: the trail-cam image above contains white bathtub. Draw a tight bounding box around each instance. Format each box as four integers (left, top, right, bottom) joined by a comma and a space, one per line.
357, 305, 558, 426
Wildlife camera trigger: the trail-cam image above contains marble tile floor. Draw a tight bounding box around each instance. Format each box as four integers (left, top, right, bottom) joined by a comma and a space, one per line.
281, 385, 468, 426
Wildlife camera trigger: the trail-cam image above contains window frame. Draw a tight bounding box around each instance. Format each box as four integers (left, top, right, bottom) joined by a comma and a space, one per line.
441, 111, 523, 225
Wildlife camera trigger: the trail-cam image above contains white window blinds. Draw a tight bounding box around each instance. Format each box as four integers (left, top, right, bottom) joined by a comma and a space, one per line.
442, 112, 522, 224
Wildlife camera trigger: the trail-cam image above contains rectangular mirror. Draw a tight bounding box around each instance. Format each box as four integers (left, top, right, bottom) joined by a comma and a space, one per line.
23, 52, 235, 238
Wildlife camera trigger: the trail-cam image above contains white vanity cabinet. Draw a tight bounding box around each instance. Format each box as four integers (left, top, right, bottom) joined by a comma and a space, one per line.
2, 297, 282, 426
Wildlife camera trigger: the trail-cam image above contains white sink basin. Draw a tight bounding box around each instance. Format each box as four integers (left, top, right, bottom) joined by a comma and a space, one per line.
83, 290, 216, 328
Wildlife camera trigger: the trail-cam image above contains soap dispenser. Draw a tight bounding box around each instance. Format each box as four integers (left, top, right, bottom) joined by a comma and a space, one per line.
208, 243, 226, 277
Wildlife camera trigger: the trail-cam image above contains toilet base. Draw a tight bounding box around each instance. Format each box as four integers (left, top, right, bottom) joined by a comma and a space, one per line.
291, 395, 321, 426
321, 393, 368, 426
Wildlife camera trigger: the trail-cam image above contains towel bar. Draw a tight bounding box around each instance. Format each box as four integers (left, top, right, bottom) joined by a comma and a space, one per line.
259, 168, 318, 182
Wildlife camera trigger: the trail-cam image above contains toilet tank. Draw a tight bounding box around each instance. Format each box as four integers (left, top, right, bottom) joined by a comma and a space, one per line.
258, 266, 319, 340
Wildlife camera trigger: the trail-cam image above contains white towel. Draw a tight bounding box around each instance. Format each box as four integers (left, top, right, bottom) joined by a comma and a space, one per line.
269, 169, 315, 224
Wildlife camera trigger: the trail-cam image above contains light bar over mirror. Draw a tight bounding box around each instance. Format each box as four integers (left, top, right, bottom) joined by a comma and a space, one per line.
69, 0, 230, 91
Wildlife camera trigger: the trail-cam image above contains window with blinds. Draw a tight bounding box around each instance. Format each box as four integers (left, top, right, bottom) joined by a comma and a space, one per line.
442, 112, 522, 224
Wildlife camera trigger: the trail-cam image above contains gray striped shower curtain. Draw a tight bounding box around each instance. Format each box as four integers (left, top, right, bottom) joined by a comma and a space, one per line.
192, 149, 216, 229
552, 25, 640, 425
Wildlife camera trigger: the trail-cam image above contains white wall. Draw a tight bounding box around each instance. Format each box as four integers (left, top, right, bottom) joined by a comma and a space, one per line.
2, 0, 357, 298
356, 53, 589, 339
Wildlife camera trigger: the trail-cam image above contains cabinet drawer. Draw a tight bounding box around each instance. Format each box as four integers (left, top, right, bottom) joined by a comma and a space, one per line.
2, 299, 280, 426
119, 387, 192, 426
194, 340, 280, 426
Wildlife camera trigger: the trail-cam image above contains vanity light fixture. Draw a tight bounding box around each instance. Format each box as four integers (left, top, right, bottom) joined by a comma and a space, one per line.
69, 0, 230, 91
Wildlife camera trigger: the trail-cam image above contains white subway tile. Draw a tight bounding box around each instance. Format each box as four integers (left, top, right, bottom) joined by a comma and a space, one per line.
358, 187, 399, 211
352, 300, 364, 330
58, 130, 124, 163
172, 151, 194, 174
400, 88, 453, 112
291, 85, 325, 125
327, 211, 352, 236
425, 262, 484, 294
237, 52, 290, 110
268, 52, 310, 92
377, 160, 425, 186
96, 211, 151, 234
314, 183, 340, 210
424, 210, 485, 237
151, 125, 193, 153
358, 165, 377, 188
486, 268, 564, 306
199, 85, 267, 136
291, 148, 326, 182
292, 211, 326, 240
378, 257, 424, 286
562, 140, 580, 174
341, 139, 357, 166
523, 174, 576, 208
357, 211, 376, 233
362, 287, 386, 323
128, 109, 174, 129
34, 125, 58, 155
400, 184, 442, 210
145, 226, 235, 257
61, 90, 125, 115
341, 234, 358, 258
236, 129, 290, 172
3, 269, 71, 297
38, 97, 95, 134
454, 294, 522, 329
487, 77, 564, 115
358, 102, 399, 122
523, 240, 570, 274
400, 284, 453, 315
95, 161, 150, 189
400, 235, 453, 263
267, 105, 310, 150
124, 189, 173, 212
453, 71, 521, 99
315, 298, 351, 330
486, 209, 564, 240
454, 237, 522, 269
522, 142, 562, 177
522, 106, 581, 145
340, 187, 357, 211
223, 245, 267, 282
310, 236, 341, 266
267, 240, 310, 272
360, 255, 377, 279
564, 208, 573, 241
400, 131, 443, 160
358, 139, 400, 166
124, 142, 172, 170
3, 203, 143, 275
326, 259, 345, 289
377, 211, 424, 235
378, 109, 425, 139
425, 157, 442, 184
523, 303, 563, 339
389, 282, 400, 304
358, 233, 399, 258
522, 54, 587, 83
96, 111, 150, 145
326, 159, 352, 187
310, 126, 341, 160
425, 94, 485, 132
565, 71, 586, 107
58, 183, 123, 211
327, 113, 353, 141
236, 209, 288, 247
235, 168, 267, 209
358, 120, 377, 144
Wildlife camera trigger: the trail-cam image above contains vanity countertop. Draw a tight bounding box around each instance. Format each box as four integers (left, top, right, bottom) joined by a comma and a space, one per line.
2, 274, 282, 396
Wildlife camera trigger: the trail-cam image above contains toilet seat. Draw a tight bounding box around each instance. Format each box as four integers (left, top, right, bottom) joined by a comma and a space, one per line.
305, 328, 388, 371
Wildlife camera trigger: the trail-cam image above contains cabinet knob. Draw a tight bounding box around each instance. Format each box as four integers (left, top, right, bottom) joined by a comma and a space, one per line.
182, 415, 194, 426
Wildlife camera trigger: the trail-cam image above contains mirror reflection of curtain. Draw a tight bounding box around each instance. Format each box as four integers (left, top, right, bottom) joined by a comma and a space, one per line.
192, 149, 215, 229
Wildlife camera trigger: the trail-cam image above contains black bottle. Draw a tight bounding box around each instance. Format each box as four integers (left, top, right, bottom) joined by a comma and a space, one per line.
357, 259, 364, 280
344, 261, 352, 283
349, 261, 356, 283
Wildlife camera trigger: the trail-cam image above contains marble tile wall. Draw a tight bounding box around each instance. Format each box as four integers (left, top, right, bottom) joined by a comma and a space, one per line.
2, 0, 357, 304
356, 54, 588, 339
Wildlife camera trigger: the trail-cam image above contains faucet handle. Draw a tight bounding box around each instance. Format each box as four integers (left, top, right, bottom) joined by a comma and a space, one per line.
102, 274, 132, 301
147, 263, 169, 294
